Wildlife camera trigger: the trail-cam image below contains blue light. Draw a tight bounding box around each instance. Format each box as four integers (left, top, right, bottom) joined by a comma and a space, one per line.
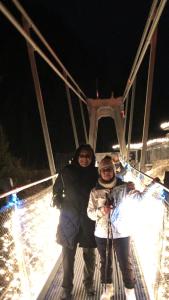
161, 189, 169, 202
0, 193, 22, 213
8, 193, 18, 205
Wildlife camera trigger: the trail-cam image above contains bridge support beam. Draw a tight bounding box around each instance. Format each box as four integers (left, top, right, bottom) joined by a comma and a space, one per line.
87, 96, 127, 159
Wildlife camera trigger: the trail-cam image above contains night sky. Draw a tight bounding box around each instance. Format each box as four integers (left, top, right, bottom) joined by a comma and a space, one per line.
0, 1, 169, 168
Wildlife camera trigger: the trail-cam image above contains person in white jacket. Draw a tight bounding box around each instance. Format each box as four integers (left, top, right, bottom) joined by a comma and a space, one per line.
87, 155, 156, 300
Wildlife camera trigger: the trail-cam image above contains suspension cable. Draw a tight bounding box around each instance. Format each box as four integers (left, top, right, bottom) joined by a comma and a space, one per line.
11, 0, 87, 100
139, 29, 158, 171
0, 2, 87, 105
123, 0, 158, 101
123, 0, 167, 103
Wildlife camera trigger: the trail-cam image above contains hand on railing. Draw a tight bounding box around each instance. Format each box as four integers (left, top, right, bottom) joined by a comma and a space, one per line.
127, 181, 135, 191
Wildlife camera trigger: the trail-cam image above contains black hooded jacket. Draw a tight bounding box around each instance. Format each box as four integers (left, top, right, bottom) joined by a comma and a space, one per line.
53, 145, 98, 249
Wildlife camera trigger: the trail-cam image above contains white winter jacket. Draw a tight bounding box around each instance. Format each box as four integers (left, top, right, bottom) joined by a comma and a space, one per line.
87, 182, 155, 239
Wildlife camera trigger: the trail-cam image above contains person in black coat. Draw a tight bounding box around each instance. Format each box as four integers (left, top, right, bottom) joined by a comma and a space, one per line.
53, 144, 98, 299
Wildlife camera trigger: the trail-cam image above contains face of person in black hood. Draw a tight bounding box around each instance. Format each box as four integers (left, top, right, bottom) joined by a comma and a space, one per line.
78, 150, 92, 167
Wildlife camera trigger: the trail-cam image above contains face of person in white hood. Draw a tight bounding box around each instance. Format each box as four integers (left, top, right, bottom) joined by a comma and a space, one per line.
100, 167, 115, 182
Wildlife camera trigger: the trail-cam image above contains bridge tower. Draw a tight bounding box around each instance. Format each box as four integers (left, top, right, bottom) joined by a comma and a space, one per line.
87, 95, 127, 158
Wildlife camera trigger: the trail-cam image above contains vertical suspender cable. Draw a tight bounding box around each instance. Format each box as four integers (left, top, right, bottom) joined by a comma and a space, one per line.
23, 18, 56, 181
140, 29, 158, 171
78, 98, 88, 143
64, 71, 79, 149
127, 78, 137, 161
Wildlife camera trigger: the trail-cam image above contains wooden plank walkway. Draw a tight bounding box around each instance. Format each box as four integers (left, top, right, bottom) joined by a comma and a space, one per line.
37, 243, 150, 300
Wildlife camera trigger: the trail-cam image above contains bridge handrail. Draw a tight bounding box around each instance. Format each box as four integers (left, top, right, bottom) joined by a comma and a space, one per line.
0, 174, 58, 200
124, 162, 169, 206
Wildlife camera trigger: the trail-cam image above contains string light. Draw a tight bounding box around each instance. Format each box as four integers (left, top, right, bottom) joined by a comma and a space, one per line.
0, 191, 61, 300
124, 169, 168, 300
160, 122, 169, 130
112, 136, 169, 150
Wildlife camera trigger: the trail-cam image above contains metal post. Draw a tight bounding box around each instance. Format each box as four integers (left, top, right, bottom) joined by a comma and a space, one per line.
127, 78, 137, 161
23, 18, 56, 181
140, 29, 158, 171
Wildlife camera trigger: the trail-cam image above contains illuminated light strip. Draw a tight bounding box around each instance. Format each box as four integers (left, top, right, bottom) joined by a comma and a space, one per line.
113, 143, 143, 150
160, 122, 169, 129
147, 137, 169, 146
0, 190, 61, 300
0, 174, 58, 199
11, 205, 32, 299
112, 136, 169, 150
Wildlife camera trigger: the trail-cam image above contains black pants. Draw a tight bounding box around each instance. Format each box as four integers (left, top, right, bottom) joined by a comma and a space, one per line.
95, 236, 136, 289
62, 245, 96, 291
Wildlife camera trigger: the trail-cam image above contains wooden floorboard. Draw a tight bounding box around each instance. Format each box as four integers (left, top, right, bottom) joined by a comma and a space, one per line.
37, 242, 150, 300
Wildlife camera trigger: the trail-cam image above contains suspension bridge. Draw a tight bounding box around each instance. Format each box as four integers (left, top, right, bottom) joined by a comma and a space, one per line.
0, 1, 169, 299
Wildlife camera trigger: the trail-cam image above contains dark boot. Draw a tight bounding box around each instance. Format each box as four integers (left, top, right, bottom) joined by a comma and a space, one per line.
83, 248, 96, 296
84, 284, 96, 296
60, 288, 72, 299
83, 247, 96, 293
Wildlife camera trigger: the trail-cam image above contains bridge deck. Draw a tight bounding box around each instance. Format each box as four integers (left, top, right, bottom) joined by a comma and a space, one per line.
38, 243, 149, 300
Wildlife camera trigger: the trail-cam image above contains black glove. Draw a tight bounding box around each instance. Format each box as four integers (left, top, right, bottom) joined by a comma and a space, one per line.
52, 192, 64, 208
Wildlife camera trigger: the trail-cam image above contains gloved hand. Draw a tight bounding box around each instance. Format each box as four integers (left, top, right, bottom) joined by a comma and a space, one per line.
127, 181, 135, 191
100, 205, 111, 215
153, 177, 161, 183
